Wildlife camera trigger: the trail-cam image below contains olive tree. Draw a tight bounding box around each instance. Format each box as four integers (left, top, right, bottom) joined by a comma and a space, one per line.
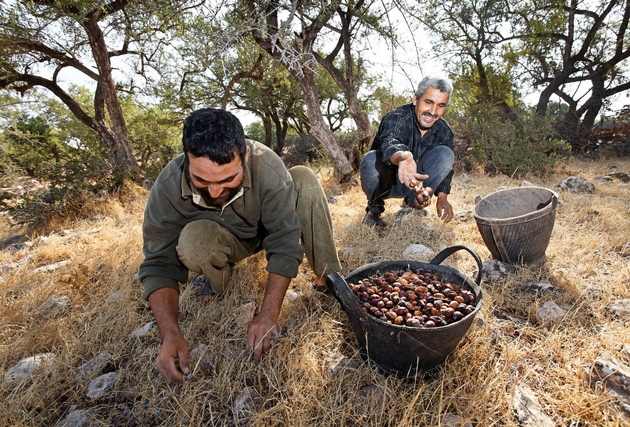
405, 0, 630, 149
511, 0, 630, 148
235, 0, 397, 180
0, 0, 199, 184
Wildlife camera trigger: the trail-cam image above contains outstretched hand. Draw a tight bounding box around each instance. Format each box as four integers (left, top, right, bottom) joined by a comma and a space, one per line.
393, 151, 428, 190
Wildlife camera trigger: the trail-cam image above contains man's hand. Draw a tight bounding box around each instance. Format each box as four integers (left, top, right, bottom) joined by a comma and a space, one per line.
413, 185, 432, 209
390, 151, 428, 190
436, 192, 454, 222
246, 273, 290, 362
148, 287, 190, 384
247, 311, 280, 362
156, 330, 190, 384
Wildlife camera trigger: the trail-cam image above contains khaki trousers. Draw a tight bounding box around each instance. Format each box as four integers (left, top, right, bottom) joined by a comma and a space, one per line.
176, 165, 341, 294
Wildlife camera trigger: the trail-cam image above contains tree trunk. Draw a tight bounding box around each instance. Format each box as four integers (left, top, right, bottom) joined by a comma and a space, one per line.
576, 74, 607, 137
83, 11, 139, 183
297, 72, 353, 181
536, 66, 574, 117
271, 114, 289, 156
244, 0, 353, 180
261, 116, 273, 148
313, 57, 371, 170
312, 3, 372, 171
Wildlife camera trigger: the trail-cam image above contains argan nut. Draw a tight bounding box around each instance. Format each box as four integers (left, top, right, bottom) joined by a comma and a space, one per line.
349, 268, 478, 328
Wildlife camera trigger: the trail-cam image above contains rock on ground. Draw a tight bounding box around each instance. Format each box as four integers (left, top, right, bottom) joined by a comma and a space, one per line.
4, 353, 56, 383
513, 384, 555, 427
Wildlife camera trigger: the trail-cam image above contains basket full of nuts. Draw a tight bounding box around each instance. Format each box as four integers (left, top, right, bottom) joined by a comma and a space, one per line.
326, 245, 483, 376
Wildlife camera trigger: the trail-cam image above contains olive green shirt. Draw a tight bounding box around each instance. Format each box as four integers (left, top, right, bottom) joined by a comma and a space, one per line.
140, 140, 303, 300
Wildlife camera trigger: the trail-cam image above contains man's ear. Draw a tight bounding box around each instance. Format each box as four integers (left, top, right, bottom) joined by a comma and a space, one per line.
412, 94, 418, 106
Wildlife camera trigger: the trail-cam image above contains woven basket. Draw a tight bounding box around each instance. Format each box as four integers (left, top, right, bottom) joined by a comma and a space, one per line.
473, 187, 558, 265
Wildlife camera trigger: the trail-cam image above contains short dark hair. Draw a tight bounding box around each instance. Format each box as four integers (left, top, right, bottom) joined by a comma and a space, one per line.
182, 108, 246, 165
415, 76, 453, 100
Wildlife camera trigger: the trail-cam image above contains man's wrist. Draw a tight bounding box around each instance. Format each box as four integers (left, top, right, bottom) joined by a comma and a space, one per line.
399, 151, 413, 162
391, 150, 413, 165
148, 287, 182, 341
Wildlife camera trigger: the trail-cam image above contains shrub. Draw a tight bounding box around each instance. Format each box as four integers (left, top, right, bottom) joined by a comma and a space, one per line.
461, 104, 570, 177
0, 149, 116, 231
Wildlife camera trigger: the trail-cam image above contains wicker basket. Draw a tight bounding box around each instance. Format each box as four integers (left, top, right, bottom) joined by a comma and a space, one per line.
473, 187, 558, 266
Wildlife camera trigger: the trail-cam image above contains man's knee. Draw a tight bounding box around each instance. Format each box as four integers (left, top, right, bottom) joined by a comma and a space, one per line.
359, 150, 378, 173
289, 165, 325, 204
431, 145, 455, 168
176, 220, 232, 272
289, 165, 318, 188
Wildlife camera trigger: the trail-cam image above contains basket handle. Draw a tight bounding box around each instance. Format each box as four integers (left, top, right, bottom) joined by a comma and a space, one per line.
429, 245, 483, 286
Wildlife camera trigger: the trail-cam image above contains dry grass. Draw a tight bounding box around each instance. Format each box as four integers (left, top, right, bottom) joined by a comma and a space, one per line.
1, 157, 629, 426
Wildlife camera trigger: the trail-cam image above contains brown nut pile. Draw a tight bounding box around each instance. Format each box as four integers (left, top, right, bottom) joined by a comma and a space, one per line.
349, 269, 477, 328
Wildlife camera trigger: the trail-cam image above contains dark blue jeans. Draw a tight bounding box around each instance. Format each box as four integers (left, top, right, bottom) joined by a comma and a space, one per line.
359, 145, 454, 215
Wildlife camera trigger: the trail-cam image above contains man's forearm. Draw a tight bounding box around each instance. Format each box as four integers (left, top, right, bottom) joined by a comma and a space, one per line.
147, 287, 182, 340
259, 272, 291, 322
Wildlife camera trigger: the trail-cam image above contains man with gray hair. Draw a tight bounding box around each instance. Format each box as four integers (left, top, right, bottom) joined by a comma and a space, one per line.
359, 75, 455, 226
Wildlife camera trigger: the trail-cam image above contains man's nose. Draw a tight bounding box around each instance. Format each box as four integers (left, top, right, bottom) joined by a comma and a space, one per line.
427, 104, 438, 116
207, 184, 223, 198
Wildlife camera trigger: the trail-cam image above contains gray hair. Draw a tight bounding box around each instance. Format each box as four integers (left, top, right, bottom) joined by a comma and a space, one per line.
415, 76, 453, 100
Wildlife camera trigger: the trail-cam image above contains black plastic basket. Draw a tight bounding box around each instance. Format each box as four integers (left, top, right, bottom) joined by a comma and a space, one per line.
326, 245, 483, 377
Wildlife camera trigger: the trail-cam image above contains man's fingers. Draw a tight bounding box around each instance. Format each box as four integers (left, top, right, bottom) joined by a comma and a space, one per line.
155, 336, 190, 384
249, 335, 270, 362
253, 338, 266, 362
437, 205, 454, 222
247, 327, 278, 362
177, 350, 191, 377
156, 356, 184, 384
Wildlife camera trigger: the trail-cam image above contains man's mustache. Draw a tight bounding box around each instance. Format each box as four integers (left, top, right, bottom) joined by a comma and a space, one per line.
422, 112, 438, 119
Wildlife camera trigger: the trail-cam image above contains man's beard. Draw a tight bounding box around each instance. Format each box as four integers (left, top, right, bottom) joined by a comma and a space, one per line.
184, 157, 245, 208
196, 183, 242, 208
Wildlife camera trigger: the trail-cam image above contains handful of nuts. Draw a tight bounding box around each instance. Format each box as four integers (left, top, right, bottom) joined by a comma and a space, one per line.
349, 269, 477, 328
